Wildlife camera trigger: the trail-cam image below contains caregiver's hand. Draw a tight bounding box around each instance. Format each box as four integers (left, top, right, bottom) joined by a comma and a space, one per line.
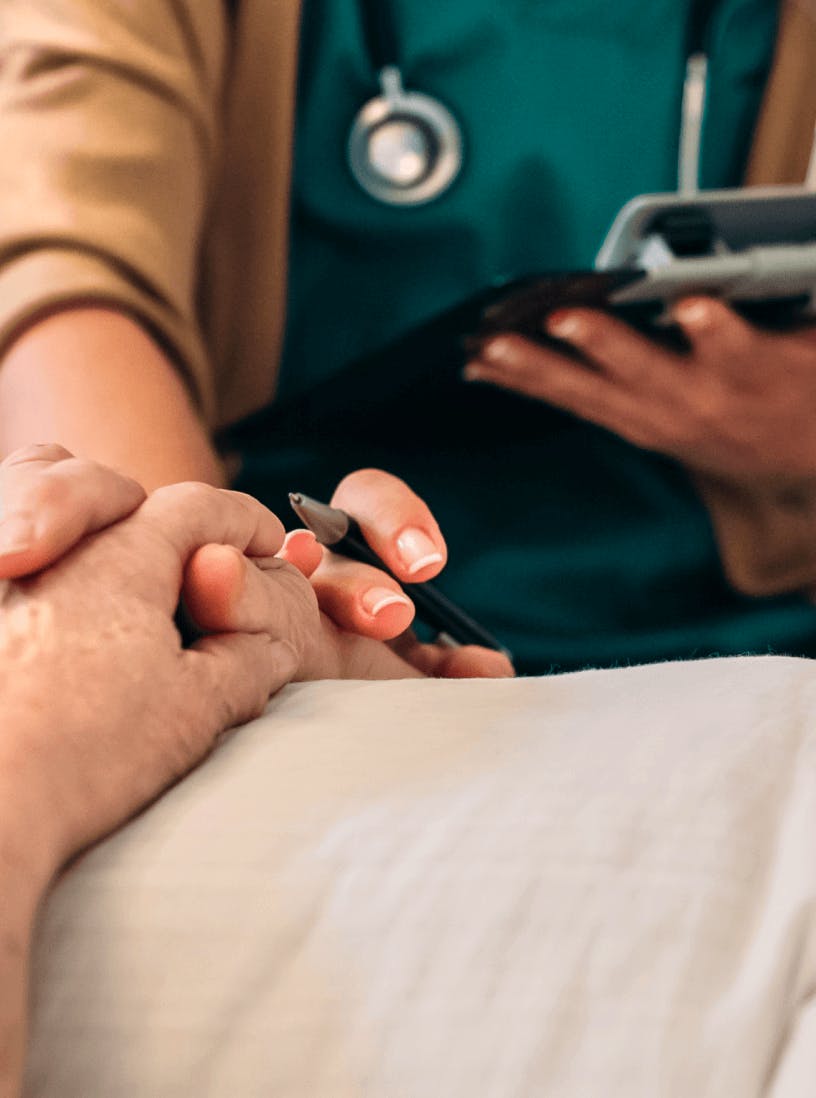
279, 468, 515, 679
464, 298, 816, 484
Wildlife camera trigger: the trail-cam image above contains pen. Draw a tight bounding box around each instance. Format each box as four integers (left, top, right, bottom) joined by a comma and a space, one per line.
289, 492, 513, 660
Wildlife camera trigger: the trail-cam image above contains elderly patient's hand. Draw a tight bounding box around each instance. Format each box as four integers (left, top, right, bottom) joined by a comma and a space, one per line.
0, 453, 312, 886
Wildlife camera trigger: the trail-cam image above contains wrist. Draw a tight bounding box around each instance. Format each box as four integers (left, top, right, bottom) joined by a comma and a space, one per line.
0, 755, 45, 1098
695, 470, 816, 596
0, 694, 68, 909
0, 774, 60, 908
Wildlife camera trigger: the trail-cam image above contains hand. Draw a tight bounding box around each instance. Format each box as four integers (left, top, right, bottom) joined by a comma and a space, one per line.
464, 298, 816, 485
0, 474, 311, 888
278, 469, 515, 679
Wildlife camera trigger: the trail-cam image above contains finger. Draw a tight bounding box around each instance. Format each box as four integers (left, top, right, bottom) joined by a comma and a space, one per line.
331, 468, 447, 582
672, 296, 757, 363
277, 528, 325, 578
182, 543, 318, 654
176, 633, 299, 764
543, 309, 681, 387
308, 551, 415, 640
433, 646, 516, 678
135, 485, 287, 603
464, 338, 642, 428
389, 632, 515, 678
465, 349, 674, 451
0, 451, 146, 577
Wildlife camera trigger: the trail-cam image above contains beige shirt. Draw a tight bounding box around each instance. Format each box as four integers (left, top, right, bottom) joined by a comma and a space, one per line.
0, 0, 815, 588
0, 0, 301, 427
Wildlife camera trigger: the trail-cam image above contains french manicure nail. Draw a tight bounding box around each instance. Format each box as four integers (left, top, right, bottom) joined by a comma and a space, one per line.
0, 516, 34, 556
547, 312, 583, 339
674, 301, 710, 325
361, 586, 413, 617
483, 338, 510, 363
396, 527, 444, 575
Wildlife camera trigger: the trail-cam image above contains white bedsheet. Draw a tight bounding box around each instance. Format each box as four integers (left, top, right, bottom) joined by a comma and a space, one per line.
24, 656, 816, 1097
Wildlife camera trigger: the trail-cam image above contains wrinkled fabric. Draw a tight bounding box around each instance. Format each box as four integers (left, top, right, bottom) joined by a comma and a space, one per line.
26, 657, 816, 1097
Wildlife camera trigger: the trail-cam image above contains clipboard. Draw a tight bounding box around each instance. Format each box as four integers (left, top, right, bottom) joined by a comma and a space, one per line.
221, 187, 816, 448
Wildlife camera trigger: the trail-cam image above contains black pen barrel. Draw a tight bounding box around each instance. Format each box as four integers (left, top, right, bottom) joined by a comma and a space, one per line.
404, 579, 507, 652
339, 528, 508, 654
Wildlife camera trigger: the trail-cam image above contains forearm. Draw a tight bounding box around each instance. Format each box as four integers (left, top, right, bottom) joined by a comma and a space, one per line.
0, 308, 224, 490
0, 867, 38, 1098
0, 919, 30, 1098
0, 750, 55, 1098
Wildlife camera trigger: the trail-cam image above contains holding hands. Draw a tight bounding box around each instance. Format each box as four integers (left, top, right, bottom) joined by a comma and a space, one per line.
0, 447, 512, 880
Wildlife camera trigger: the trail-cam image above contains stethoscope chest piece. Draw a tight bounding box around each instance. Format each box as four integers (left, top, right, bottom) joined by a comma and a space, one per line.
348, 66, 463, 206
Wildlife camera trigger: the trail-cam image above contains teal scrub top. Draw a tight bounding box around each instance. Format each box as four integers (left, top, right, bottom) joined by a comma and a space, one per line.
235, 0, 816, 674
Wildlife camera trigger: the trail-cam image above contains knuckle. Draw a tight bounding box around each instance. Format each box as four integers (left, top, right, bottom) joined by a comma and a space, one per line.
23, 470, 76, 513
223, 488, 278, 529
60, 456, 99, 478
224, 488, 262, 512
153, 480, 218, 512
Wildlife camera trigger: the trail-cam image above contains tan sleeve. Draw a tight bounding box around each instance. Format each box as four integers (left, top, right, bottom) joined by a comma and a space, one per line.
694, 0, 816, 598
744, 0, 816, 186
0, 0, 228, 422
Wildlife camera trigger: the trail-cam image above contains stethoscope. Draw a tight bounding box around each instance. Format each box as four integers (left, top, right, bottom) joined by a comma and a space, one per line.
347, 0, 463, 205
347, 0, 725, 207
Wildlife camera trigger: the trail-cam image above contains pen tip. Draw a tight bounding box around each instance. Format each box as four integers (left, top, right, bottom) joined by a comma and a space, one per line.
287, 491, 349, 546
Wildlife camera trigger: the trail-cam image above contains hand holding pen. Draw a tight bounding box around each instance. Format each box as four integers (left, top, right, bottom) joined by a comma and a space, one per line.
279, 470, 515, 679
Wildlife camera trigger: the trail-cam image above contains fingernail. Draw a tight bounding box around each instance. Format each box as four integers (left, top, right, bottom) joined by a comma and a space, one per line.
547, 312, 583, 339
0, 516, 34, 556
674, 301, 710, 325
396, 527, 444, 575
284, 528, 317, 548
482, 338, 510, 364
463, 363, 486, 382
361, 586, 413, 617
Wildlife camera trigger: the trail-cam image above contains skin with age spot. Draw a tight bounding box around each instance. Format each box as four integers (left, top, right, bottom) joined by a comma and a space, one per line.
0, 590, 55, 664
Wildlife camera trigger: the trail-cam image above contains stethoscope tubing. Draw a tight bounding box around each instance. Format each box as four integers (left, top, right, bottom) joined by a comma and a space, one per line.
349, 0, 750, 205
